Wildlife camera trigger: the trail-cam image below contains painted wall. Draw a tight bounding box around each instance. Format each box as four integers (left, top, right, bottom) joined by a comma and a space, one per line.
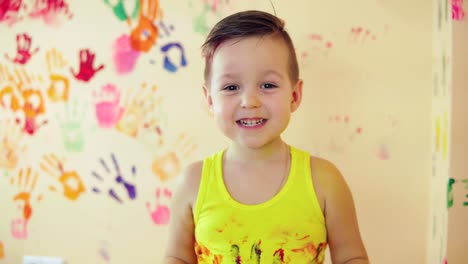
0, 0, 456, 263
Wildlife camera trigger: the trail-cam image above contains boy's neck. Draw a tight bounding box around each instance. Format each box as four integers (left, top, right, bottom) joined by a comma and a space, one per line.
225, 138, 289, 164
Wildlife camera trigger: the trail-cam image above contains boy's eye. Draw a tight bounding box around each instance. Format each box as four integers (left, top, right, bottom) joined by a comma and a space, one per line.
223, 85, 238, 91
262, 83, 277, 89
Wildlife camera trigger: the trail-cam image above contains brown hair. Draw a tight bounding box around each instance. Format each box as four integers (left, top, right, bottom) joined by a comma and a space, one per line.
201, 10, 299, 85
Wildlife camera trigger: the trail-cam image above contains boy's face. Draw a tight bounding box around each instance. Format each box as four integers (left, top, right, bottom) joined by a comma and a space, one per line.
203, 35, 303, 149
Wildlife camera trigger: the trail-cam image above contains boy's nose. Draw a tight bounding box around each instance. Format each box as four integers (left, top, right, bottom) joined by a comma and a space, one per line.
240, 90, 261, 108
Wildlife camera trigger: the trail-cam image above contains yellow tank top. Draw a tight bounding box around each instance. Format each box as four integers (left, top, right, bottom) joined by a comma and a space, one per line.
194, 146, 327, 264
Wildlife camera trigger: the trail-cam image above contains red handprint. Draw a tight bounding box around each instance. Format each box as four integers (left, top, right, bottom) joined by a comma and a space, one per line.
5, 33, 39, 65
0, 0, 24, 26
70, 49, 105, 82
130, 0, 160, 52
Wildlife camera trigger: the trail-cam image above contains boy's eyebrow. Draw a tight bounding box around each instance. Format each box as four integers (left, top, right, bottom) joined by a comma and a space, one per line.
263, 70, 286, 79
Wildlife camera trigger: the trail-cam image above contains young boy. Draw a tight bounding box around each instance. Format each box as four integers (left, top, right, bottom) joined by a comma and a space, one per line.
163, 10, 368, 264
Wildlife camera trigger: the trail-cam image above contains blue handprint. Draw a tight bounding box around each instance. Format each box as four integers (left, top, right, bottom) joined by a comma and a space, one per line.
91, 153, 137, 203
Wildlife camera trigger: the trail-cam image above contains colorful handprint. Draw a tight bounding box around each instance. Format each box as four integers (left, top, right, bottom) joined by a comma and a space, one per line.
94, 83, 124, 128
28, 0, 73, 27
113, 34, 140, 75
39, 153, 86, 200
91, 153, 137, 203
0, 0, 24, 26
71, 49, 105, 82
10, 167, 42, 239
130, 0, 160, 52
115, 82, 161, 137
0, 115, 26, 170
57, 99, 90, 152
45, 48, 69, 103
5, 33, 39, 65
146, 187, 172, 225
152, 133, 197, 182
103, 0, 139, 24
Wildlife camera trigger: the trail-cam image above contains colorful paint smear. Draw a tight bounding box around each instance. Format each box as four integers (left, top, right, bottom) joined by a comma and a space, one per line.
195, 242, 223, 264
70, 49, 105, 82
113, 34, 140, 75
129, 0, 160, 52
28, 0, 73, 27
5, 33, 39, 65
91, 153, 137, 204
349, 27, 377, 44
448, 178, 456, 209
56, 99, 90, 152
0, 116, 26, 170
452, 0, 466, 20
94, 83, 124, 128
10, 167, 42, 239
39, 153, 86, 200
152, 133, 197, 181
98, 240, 110, 262
328, 115, 363, 153
146, 187, 172, 225
0, 240, 3, 258
307, 34, 333, 57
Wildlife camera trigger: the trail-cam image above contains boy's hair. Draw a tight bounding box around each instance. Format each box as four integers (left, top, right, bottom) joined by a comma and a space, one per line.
201, 10, 299, 84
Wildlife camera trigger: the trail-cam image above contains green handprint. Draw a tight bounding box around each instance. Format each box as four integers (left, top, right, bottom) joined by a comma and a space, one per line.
57, 99, 91, 153
103, 0, 140, 23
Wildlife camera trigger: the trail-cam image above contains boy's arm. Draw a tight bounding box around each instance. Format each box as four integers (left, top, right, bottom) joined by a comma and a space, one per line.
313, 158, 369, 264
163, 161, 203, 264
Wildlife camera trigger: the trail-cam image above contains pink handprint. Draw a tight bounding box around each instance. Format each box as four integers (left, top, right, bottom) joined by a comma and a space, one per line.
146, 187, 172, 225
93, 83, 124, 128
28, 0, 73, 27
70, 49, 105, 82
113, 34, 140, 75
5, 33, 39, 65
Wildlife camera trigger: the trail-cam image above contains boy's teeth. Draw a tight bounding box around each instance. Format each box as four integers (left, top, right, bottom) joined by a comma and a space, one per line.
239, 119, 264, 126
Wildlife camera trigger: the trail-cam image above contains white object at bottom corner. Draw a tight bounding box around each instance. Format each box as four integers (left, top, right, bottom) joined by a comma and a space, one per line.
23, 256, 66, 264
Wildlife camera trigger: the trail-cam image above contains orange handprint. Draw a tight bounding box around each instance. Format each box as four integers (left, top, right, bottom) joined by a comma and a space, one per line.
130, 0, 161, 52
0, 116, 26, 170
10, 167, 42, 240
6, 67, 48, 135
115, 83, 162, 137
46, 48, 69, 102
152, 133, 197, 182
39, 153, 86, 201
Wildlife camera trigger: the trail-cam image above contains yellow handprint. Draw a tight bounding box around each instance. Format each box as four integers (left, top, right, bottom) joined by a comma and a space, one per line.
46, 48, 69, 102
0, 64, 22, 112
116, 83, 162, 138
0, 115, 26, 170
39, 153, 86, 201
152, 133, 197, 182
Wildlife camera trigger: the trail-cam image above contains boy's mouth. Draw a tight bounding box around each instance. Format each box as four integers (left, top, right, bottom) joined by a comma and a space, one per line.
236, 118, 267, 127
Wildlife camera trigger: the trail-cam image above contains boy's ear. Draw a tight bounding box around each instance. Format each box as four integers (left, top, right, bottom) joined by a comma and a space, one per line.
290, 79, 303, 112
203, 84, 213, 111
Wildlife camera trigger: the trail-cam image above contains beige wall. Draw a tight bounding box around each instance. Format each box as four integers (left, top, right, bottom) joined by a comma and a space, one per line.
0, 0, 456, 263
448, 0, 468, 263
